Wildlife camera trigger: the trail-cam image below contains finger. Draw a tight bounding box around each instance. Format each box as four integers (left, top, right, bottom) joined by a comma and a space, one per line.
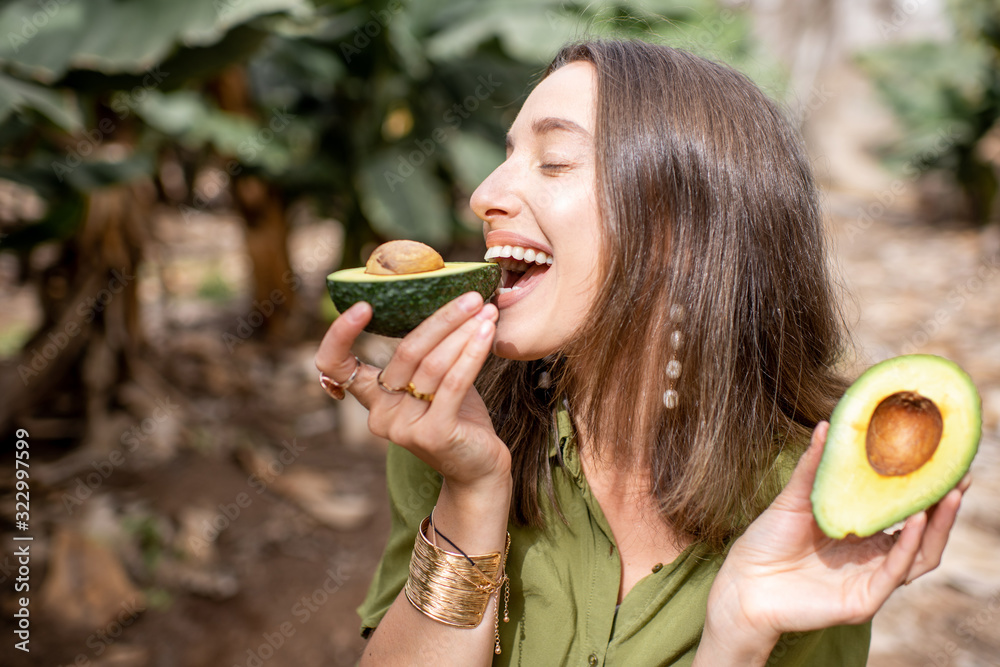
906, 487, 963, 582
773, 421, 828, 511
381, 322, 486, 427
314, 302, 394, 410
958, 473, 972, 493
376, 303, 495, 421
409, 304, 498, 397
426, 316, 495, 417
870, 510, 927, 599
382, 292, 485, 386
377, 312, 496, 435
316, 302, 372, 380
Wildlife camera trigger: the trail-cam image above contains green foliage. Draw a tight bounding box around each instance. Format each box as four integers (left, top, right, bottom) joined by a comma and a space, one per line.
197, 270, 238, 302
0, 320, 32, 358
122, 512, 168, 572
0, 0, 311, 83
0, 0, 311, 259
0, 72, 82, 131
239, 0, 781, 265
0, 0, 781, 265
143, 587, 174, 612
857, 0, 1000, 223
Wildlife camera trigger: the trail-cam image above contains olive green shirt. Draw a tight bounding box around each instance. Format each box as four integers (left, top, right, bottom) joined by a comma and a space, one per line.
358, 407, 871, 665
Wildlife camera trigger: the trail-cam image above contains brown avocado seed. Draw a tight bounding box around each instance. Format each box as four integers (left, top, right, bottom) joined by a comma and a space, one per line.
865, 391, 943, 476
364, 240, 444, 275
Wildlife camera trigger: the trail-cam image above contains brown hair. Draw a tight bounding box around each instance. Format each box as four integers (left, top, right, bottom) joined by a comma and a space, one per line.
476, 40, 850, 551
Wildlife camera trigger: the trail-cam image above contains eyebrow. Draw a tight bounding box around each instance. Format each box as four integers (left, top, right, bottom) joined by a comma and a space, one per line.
505, 116, 592, 150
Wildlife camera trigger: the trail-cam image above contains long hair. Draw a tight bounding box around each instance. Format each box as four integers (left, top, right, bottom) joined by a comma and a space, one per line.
476, 39, 850, 551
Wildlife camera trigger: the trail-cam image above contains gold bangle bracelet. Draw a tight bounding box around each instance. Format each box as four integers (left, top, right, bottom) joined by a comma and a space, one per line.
404, 516, 511, 654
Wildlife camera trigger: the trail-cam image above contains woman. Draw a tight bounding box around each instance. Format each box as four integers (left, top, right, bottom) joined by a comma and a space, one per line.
316, 40, 968, 665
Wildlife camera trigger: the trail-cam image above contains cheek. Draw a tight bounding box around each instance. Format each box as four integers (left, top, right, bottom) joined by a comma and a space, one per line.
532, 173, 595, 218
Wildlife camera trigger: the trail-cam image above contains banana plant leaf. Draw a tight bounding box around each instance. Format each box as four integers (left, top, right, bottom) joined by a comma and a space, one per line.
134, 90, 296, 173
0, 0, 312, 83
0, 72, 82, 131
355, 149, 452, 245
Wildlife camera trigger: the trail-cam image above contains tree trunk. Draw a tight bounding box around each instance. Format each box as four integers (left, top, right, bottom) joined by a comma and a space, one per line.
210, 65, 298, 344
0, 181, 151, 439
233, 175, 297, 343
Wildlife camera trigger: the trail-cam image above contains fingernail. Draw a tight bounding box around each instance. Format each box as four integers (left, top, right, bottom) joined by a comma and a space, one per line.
477, 319, 493, 339
475, 304, 496, 321
346, 302, 369, 321
460, 292, 482, 311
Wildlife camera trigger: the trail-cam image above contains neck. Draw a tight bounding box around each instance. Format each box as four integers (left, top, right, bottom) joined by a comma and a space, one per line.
568, 384, 652, 479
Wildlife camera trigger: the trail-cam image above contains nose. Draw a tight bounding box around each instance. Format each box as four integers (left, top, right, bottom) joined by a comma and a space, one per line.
470, 161, 521, 223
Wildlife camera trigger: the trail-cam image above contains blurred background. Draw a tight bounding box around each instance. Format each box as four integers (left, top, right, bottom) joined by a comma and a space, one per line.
0, 0, 997, 665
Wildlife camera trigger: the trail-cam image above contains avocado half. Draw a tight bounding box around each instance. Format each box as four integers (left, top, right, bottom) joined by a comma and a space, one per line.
326, 262, 501, 338
811, 354, 980, 539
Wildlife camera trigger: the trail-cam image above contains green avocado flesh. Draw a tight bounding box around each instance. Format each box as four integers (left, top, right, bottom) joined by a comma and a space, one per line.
811, 354, 980, 538
326, 262, 501, 338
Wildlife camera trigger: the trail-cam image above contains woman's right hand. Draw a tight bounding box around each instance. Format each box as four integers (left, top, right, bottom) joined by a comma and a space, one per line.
315, 291, 510, 495
324, 293, 511, 665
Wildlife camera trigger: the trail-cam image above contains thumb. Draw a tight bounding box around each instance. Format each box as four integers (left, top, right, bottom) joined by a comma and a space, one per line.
315, 301, 373, 390
773, 421, 828, 511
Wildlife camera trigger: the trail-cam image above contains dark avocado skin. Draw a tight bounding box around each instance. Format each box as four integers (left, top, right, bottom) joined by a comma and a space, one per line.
327, 263, 501, 338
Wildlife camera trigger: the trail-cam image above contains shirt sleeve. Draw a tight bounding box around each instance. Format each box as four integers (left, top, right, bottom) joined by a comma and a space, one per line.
356, 444, 441, 638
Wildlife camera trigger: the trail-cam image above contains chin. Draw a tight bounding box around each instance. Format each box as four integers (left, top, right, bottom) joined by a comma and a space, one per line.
491, 337, 533, 361
490, 324, 536, 361
491, 326, 557, 362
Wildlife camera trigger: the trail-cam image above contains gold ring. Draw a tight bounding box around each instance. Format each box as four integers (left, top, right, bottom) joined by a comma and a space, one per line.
405, 383, 434, 402
377, 368, 409, 395
376, 369, 434, 402
319, 353, 361, 401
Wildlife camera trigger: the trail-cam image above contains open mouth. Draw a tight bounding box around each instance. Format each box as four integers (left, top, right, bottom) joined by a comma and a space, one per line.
483, 244, 552, 297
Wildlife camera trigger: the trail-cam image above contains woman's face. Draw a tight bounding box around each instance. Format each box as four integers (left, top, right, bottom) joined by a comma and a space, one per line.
471, 61, 602, 361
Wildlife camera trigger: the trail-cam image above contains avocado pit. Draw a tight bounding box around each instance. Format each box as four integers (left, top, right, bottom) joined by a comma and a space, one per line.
865, 391, 943, 476
365, 240, 444, 275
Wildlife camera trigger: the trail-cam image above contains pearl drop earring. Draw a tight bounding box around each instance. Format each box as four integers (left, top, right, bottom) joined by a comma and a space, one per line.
663, 305, 684, 409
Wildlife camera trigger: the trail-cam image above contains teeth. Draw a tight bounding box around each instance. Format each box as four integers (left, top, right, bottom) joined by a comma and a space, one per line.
483, 244, 553, 266
497, 286, 522, 294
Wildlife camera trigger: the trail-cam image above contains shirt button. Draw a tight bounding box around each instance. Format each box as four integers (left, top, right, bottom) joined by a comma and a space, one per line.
652, 563, 663, 573
588, 654, 599, 666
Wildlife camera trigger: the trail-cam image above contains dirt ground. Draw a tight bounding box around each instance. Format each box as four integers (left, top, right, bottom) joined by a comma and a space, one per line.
809, 63, 1000, 667
826, 193, 1000, 667
2, 68, 999, 667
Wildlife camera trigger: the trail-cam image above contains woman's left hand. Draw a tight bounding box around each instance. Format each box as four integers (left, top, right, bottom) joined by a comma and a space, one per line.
699, 421, 971, 663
